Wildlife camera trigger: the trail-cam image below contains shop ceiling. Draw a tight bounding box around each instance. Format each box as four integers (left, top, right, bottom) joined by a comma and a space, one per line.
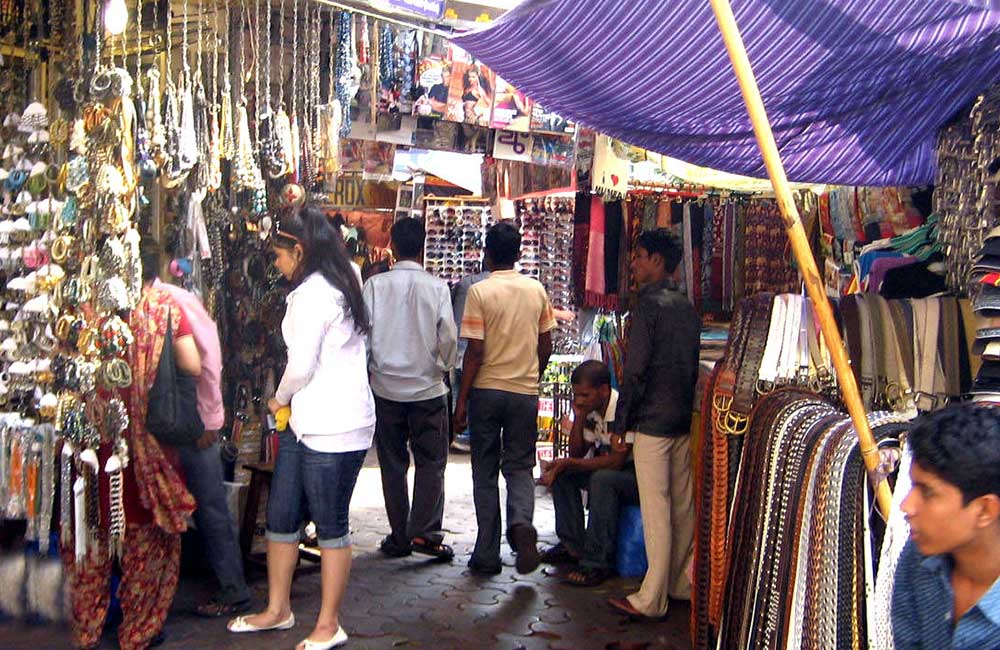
453, 0, 1000, 187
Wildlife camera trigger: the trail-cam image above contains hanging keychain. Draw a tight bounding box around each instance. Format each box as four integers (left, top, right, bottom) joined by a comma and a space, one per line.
219, 0, 235, 160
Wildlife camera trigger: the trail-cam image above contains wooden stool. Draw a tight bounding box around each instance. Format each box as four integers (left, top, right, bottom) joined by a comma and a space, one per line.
240, 462, 320, 567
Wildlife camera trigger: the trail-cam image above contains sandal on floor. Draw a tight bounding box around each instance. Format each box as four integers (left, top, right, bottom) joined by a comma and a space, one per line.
378, 535, 412, 558
563, 566, 611, 587
607, 597, 652, 619
297, 626, 348, 650
540, 543, 579, 566
194, 597, 252, 618
227, 612, 296, 633
411, 536, 454, 562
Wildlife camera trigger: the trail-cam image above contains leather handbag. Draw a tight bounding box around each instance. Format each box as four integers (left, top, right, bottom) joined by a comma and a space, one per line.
146, 311, 204, 446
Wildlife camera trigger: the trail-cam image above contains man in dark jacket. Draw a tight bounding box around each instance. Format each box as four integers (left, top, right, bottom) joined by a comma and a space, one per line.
608, 229, 701, 619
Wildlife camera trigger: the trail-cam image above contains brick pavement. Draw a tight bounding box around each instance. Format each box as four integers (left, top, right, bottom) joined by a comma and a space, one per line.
3, 452, 691, 650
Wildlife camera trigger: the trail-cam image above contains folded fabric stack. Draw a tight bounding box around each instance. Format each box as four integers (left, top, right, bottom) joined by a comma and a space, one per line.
970, 226, 1000, 404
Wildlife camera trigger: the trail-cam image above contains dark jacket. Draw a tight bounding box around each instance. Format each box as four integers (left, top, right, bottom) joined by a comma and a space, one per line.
618, 279, 701, 437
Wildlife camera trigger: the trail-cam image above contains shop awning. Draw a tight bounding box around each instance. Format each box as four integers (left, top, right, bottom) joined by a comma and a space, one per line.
452, 0, 1000, 186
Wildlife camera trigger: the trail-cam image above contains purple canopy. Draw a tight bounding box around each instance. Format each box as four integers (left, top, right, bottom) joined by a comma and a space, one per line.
452, 0, 1000, 186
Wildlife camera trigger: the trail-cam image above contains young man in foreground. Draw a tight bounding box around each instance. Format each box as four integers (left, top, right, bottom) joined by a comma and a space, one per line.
892, 404, 1000, 649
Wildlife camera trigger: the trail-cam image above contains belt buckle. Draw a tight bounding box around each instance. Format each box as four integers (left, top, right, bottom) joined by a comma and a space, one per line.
713, 391, 733, 412
913, 391, 946, 412
725, 411, 749, 435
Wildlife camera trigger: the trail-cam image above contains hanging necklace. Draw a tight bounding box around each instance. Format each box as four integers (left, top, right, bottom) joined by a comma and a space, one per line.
335, 10, 353, 138
207, 1, 223, 187
219, 0, 235, 159
288, 0, 301, 179
193, 0, 211, 190
177, 0, 198, 172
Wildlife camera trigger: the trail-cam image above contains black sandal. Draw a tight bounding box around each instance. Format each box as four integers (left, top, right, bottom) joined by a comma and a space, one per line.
379, 535, 412, 557
563, 566, 611, 587
411, 536, 455, 562
540, 543, 579, 566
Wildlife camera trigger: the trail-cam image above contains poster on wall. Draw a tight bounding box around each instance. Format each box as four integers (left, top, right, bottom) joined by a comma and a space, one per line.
446, 60, 495, 127
531, 103, 576, 135
339, 139, 366, 173
412, 56, 452, 119
490, 76, 533, 132
364, 142, 397, 176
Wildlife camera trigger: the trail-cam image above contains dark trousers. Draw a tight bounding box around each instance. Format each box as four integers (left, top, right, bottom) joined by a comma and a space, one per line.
551, 465, 639, 571
469, 388, 539, 568
374, 395, 450, 546
177, 442, 250, 604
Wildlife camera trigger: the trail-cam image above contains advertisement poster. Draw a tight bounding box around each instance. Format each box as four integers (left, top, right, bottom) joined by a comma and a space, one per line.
493, 130, 534, 163
446, 60, 495, 127
531, 135, 575, 168
339, 139, 366, 173
412, 56, 452, 119
364, 141, 397, 176
490, 76, 533, 132
530, 103, 576, 135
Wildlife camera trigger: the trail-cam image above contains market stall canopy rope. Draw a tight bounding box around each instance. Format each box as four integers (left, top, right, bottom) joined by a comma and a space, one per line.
452, 0, 1000, 186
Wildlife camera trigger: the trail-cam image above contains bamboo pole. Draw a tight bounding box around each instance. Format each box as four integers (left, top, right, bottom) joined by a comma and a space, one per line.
708, 0, 893, 519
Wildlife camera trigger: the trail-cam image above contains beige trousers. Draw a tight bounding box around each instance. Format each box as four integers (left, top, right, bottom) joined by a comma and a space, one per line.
626, 432, 695, 617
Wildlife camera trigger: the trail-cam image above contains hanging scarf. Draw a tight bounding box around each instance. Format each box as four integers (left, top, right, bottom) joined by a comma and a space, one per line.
585, 195, 607, 298
127, 287, 195, 534
591, 135, 629, 200
573, 191, 591, 307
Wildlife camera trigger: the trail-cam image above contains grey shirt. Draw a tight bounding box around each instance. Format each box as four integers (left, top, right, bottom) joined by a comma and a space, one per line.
363, 261, 458, 402
618, 279, 701, 437
452, 271, 490, 367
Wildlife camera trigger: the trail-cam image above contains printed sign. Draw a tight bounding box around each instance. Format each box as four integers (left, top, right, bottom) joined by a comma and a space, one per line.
493, 130, 533, 163
387, 0, 444, 19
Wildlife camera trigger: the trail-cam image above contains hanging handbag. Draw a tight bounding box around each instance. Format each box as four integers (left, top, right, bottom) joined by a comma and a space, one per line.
146, 310, 204, 446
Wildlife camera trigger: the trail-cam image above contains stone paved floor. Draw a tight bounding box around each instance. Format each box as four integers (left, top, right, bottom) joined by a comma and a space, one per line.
3, 451, 691, 650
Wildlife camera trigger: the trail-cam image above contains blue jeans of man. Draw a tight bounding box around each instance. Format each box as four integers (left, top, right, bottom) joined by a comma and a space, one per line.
177, 442, 250, 605
469, 388, 539, 569
551, 465, 639, 571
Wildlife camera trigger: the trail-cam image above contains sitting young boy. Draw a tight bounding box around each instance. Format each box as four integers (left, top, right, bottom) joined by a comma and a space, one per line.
538, 360, 639, 586
892, 404, 1000, 650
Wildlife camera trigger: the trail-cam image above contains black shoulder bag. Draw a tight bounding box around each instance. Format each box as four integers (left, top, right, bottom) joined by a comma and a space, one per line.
146, 310, 204, 446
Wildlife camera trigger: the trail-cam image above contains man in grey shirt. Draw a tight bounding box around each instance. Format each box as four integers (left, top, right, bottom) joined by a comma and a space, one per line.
363, 218, 458, 561
450, 266, 490, 451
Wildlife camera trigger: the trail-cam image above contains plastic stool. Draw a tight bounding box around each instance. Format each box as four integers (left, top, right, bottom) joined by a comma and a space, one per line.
615, 505, 648, 578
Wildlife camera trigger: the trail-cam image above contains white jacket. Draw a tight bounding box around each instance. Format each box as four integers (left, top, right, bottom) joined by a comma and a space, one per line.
275, 271, 375, 451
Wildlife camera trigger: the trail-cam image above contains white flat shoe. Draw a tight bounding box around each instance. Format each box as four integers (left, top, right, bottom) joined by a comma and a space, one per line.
227, 612, 296, 633
298, 626, 348, 649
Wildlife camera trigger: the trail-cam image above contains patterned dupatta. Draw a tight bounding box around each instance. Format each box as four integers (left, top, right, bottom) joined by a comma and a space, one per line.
126, 286, 195, 534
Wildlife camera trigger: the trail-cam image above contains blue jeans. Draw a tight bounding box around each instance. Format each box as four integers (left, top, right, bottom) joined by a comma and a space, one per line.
265, 432, 367, 549
551, 466, 639, 571
178, 442, 250, 604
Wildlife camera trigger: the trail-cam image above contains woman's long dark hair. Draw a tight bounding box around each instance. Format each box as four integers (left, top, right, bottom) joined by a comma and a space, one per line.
274, 203, 370, 334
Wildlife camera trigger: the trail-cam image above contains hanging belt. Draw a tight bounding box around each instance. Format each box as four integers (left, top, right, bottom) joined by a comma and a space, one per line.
940, 297, 962, 400
874, 296, 914, 413
839, 296, 865, 397
853, 296, 877, 409
714, 299, 752, 433
776, 295, 803, 385
757, 295, 787, 391
912, 298, 947, 411
731, 294, 776, 428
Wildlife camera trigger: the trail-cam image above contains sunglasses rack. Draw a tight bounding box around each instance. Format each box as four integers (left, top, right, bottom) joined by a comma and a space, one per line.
517, 197, 578, 353
423, 197, 495, 286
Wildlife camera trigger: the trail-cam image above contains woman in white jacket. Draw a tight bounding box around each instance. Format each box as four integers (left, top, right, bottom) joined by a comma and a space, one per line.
228, 204, 375, 650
